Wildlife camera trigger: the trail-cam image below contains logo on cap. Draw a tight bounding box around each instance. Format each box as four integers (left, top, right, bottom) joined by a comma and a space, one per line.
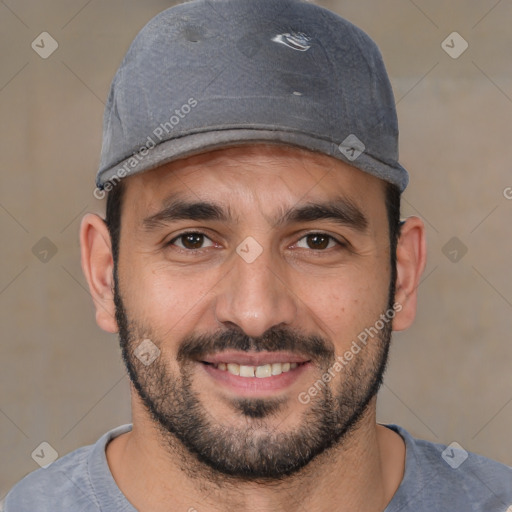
272, 32, 311, 51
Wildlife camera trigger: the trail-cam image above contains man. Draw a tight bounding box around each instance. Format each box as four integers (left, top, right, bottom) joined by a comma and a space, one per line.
5, 0, 512, 510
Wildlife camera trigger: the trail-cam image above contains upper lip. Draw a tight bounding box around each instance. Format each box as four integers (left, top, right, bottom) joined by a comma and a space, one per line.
200, 351, 311, 366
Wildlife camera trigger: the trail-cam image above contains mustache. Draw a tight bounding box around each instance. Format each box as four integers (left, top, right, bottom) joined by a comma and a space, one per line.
177, 325, 334, 365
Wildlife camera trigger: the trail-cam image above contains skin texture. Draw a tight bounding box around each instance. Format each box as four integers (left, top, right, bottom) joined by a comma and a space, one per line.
80, 144, 426, 512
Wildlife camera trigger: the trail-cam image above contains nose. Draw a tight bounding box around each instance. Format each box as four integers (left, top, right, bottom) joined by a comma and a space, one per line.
214, 241, 298, 338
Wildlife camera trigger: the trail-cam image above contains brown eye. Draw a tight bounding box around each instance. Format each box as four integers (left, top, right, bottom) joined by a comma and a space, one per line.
182, 233, 204, 249
170, 232, 214, 250
307, 234, 329, 249
296, 233, 338, 250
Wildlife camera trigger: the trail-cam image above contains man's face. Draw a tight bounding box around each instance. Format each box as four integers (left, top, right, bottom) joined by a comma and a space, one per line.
113, 144, 394, 480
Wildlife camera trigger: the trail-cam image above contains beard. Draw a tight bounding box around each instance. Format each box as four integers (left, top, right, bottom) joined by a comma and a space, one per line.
114, 274, 393, 481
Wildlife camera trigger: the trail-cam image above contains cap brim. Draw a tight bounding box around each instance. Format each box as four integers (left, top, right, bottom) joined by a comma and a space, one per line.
97, 128, 409, 192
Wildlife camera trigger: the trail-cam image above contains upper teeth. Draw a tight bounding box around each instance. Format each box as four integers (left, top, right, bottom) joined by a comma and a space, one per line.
214, 362, 299, 378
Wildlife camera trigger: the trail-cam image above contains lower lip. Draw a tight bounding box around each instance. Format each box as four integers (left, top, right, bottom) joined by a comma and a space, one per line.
200, 362, 311, 396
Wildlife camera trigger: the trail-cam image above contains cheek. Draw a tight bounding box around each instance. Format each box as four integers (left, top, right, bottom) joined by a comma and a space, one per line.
119, 260, 221, 335
295, 264, 390, 341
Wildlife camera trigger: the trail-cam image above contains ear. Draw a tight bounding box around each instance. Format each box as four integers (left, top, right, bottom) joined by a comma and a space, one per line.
392, 216, 427, 331
80, 213, 118, 333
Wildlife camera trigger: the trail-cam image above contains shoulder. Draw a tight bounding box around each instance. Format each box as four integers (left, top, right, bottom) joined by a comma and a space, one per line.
3, 424, 133, 512
4, 444, 98, 512
387, 424, 512, 511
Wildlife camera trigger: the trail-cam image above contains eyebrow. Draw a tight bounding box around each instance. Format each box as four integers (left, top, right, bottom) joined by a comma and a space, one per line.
142, 198, 230, 230
142, 194, 368, 232
274, 197, 368, 231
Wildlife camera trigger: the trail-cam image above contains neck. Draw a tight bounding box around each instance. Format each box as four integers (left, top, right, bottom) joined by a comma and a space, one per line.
106, 397, 406, 512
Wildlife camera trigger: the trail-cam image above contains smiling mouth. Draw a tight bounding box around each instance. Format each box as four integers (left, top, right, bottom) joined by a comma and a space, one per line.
201, 361, 307, 378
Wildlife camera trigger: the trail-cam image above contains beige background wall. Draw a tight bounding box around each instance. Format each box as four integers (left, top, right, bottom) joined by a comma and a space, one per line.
1, 0, 512, 498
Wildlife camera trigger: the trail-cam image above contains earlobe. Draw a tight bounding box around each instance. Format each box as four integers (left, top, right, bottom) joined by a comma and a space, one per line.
392, 216, 427, 331
79, 213, 118, 333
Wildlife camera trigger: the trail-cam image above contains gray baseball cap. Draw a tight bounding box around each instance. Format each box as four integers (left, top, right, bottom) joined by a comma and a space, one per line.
96, 0, 408, 192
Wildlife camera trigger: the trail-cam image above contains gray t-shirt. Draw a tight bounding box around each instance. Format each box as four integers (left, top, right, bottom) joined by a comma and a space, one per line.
4, 424, 512, 511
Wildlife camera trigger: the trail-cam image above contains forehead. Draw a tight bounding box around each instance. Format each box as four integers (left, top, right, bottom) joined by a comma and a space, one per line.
121, 144, 388, 221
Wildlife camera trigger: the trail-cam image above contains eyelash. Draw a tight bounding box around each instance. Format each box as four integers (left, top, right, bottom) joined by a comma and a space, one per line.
166, 230, 346, 253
